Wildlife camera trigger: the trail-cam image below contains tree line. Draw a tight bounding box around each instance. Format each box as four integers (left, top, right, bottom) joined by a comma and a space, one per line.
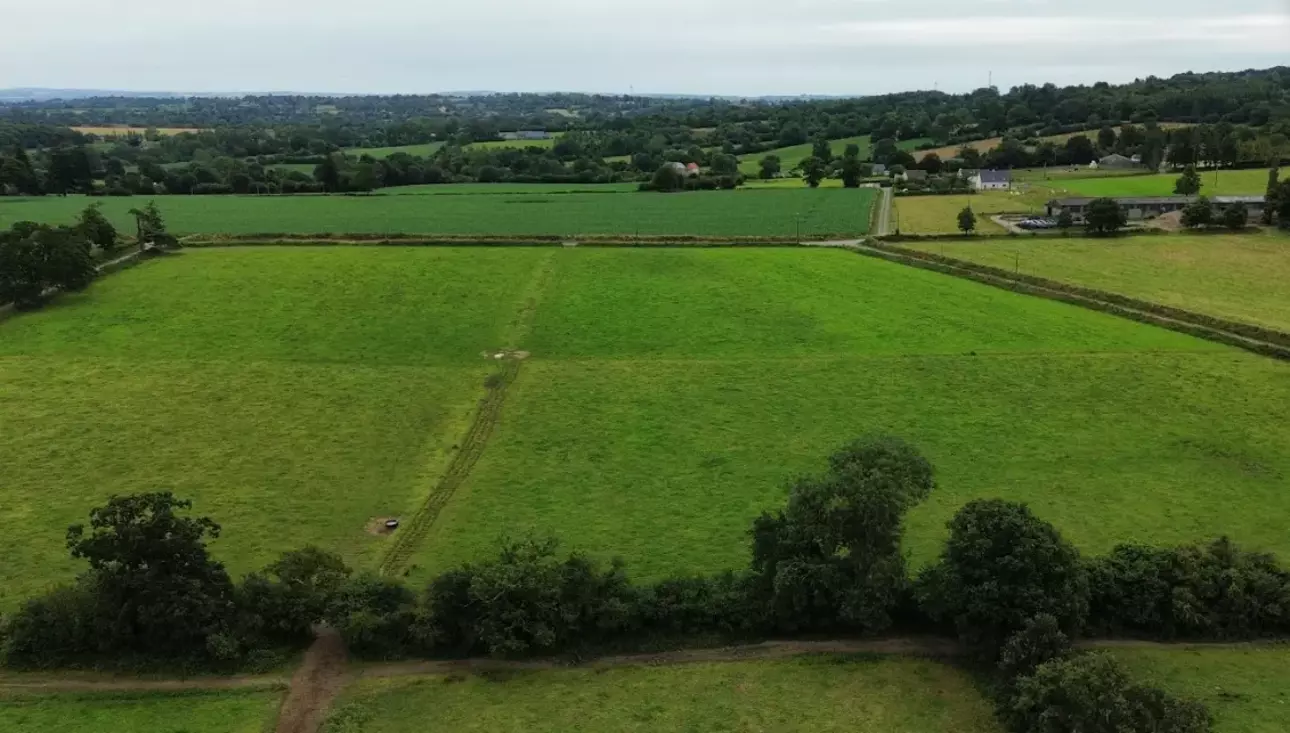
6, 436, 1290, 731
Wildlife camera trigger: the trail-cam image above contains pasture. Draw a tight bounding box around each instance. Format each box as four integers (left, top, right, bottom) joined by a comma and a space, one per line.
1115, 646, 1290, 733
321, 657, 1000, 733
4, 247, 1290, 612
891, 193, 1022, 234
1045, 168, 1272, 198
0, 188, 877, 238
904, 231, 1290, 332
0, 688, 282, 733
346, 137, 557, 159
737, 137, 930, 176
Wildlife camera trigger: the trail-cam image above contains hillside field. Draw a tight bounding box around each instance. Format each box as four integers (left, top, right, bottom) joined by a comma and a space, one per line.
892, 193, 1028, 234
1044, 168, 1272, 198
4, 247, 1289, 604
0, 688, 282, 733
737, 137, 930, 176
0, 188, 876, 238
904, 231, 1290, 332
321, 657, 1000, 733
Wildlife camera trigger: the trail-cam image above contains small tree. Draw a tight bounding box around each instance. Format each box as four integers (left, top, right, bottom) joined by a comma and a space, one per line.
1261, 167, 1279, 225
1221, 202, 1249, 231
1174, 165, 1202, 195
917, 499, 1089, 653
1056, 209, 1074, 232
127, 201, 171, 249
1084, 198, 1127, 237
758, 155, 781, 180
1180, 196, 1214, 229
957, 206, 977, 235
75, 203, 118, 252
800, 156, 826, 188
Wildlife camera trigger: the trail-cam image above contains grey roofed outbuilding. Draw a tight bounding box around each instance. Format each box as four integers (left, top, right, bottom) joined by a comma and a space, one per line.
1048, 195, 1265, 207
977, 169, 1011, 184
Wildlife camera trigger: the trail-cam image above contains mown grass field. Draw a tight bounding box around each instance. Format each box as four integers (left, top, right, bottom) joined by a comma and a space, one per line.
737, 137, 931, 176
905, 231, 1290, 332
1047, 168, 1271, 198
5, 247, 1290, 609
1115, 646, 1290, 733
0, 188, 876, 238
410, 248, 1290, 583
892, 193, 1025, 234
0, 689, 281, 733
379, 182, 640, 195
322, 657, 1001, 733
0, 247, 548, 606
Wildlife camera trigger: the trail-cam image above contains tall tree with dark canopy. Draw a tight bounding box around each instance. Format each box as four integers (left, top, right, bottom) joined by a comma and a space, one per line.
800, 156, 826, 188
75, 203, 118, 252
751, 436, 935, 633
840, 145, 863, 188
65, 492, 236, 659
1264, 167, 1280, 225
758, 155, 781, 180
0, 222, 96, 309
917, 499, 1089, 654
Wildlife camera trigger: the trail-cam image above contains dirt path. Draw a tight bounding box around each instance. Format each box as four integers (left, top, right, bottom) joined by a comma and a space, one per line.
273, 629, 350, 733
874, 187, 895, 236
0, 673, 287, 694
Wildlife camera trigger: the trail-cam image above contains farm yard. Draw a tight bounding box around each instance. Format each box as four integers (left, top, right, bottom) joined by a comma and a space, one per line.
905, 231, 1290, 332
0, 188, 877, 238
320, 657, 1002, 733
4, 246, 1290, 607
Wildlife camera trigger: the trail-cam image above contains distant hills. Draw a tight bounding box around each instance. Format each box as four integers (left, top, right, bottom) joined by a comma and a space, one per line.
0, 87, 856, 103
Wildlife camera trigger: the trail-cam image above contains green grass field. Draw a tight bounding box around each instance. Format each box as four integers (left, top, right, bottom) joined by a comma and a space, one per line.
904, 231, 1290, 332
0, 188, 876, 238
0, 247, 549, 605
737, 137, 931, 176
0, 689, 281, 733
5, 247, 1290, 609
322, 657, 1001, 733
344, 142, 445, 158
892, 193, 1027, 234
379, 182, 640, 195
1043, 168, 1271, 198
1115, 646, 1290, 733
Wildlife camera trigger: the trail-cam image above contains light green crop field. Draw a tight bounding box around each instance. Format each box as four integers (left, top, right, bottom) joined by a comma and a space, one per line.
5, 247, 1290, 608
1115, 646, 1290, 733
379, 182, 640, 195
0, 188, 876, 238
1044, 168, 1272, 198
905, 231, 1290, 332
0, 689, 282, 733
0, 247, 548, 606
322, 657, 1001, 733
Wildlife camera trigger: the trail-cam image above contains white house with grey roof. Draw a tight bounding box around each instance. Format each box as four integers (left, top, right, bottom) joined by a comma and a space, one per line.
970, 169, 1011, 191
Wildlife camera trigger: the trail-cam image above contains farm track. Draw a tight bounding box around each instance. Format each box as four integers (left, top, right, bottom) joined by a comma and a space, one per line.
3, 637, 1281, 696
377, 253, 554, 578
854, 242, 1290, 361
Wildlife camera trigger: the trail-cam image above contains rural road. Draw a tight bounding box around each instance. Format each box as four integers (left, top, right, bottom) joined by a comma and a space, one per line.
874, 186, 894, 236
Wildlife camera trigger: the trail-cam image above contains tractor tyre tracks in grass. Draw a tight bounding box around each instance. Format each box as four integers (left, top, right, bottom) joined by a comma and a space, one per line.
377, 252, 556, 579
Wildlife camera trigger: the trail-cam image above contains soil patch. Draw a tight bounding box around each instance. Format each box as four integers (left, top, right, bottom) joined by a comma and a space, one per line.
365, 517, 400, 536
275, 628, 350, 733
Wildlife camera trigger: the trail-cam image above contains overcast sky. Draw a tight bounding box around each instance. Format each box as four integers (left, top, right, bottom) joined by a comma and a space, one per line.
4, 0, 1288, 96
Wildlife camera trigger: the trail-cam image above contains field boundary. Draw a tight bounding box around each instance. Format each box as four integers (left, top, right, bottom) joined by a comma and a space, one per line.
854, 242, 1290, 361
180, 234, 835, 247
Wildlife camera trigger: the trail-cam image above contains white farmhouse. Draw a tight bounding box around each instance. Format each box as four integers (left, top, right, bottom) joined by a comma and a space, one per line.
970, 169, 1011, 191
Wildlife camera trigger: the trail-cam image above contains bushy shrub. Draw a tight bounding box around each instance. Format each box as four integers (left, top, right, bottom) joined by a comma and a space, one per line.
1005, 653, 1212, 733
997, 614, 1071, 682
238, 547, 352, 646
329, 573, 421, 660
1087, 538, 1290, 639
422, 537, 637, 658
1, 584, 98, 669
917, 500, 1088, 654
634, 572, 762, 637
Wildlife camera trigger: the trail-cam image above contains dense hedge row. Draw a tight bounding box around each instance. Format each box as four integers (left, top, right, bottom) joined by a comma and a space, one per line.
7, 437, 1290, 729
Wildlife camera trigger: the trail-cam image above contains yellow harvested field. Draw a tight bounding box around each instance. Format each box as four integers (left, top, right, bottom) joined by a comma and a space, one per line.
72, 126, 203, 136
893, 193, 1033, 234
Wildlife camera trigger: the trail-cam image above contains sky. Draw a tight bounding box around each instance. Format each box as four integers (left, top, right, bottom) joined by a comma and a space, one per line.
3, 0, 1288, 96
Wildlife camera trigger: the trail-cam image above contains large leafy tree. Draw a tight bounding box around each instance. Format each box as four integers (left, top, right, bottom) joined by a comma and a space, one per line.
758, 155, 781, 180
75, 203, 118, 251
800, 156, 826, 188
917, 499, 1089, 653
751, 436, 935, 633
0, 222, 96, 308
66, 492, 236, 658
1084, 197, 1127, 236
